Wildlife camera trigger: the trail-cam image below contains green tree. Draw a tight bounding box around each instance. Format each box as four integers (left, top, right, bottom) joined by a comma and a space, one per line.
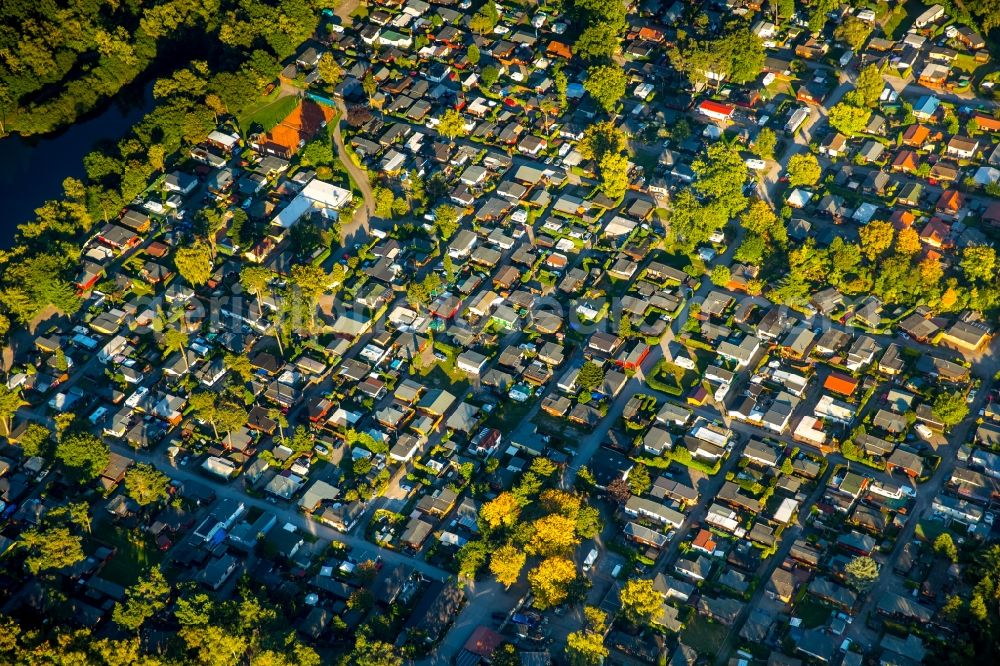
0, 385, 23, 436
828, 103, 870, 137
575, 506, 603, 539
579, 121, 626, 162
618, 313, 632, 339
469, 0, 499, 33
350, 636, 403, 666
433, 204, 460, 240
627, 463, 651, 495
437, 107, 467, 144
961, 245, 997, 283
834, 15, 872, 51
317, 52, 342, 85
457, 540, 490, 578
575, 21, 621, 61
598, 152, 629, 199
19, 526, 85, 574
124, 463, 170, 506
858, 220, 895, 262
584, 65, 627, 114
848, 64, 885, 107
619, 578, 662, 625
480, 65, 500, 89
934, 533, 959, 562
240, 265, 272, 317
18, 423, 52, 458
710, 264, 731, 287
374, 186, 395, 219
754, 127, 776, 160
162, 327, 190, 371
844, 555, 879, 592
112, 567, 170, 631
174, 241, 213, 287
467, 44, 480, 65
55, 432, 110, 482
577, 361, 605, 392
693, 141, 749, 217
786, 153, 821, 188
932, 391, 969, 428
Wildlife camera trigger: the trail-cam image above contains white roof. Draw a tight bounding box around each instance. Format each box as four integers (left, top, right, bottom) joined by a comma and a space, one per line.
207, 130, 239, 148
271, 195, 313, 229
301, 178, 352, 208
271, 179, 351, 229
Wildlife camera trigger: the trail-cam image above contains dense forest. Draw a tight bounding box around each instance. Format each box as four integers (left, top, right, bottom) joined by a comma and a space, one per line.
0, 0, 331, 137
0, 0, 336, 334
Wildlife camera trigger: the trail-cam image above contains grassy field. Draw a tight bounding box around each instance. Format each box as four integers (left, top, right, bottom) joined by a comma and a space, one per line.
90, 519, 164, 587
681, 616, 729, 657
240, 93, 300, 133
794, 596, 832, 629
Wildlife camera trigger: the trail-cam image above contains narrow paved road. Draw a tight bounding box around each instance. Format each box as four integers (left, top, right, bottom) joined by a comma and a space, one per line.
333, 98, 376, 243
107, 441, 453, 582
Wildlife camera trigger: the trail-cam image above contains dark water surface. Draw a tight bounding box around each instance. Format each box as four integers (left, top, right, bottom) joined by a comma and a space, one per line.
0, 84, 156, 248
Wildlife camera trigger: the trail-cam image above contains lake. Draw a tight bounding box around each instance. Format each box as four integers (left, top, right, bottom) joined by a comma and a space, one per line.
0, 83, 155, 249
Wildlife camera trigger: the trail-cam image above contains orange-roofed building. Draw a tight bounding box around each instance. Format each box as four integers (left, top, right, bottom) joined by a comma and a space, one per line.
824, 372, 859, 397
546, 41, 572, 59
638, 26, 665, 42
936, 188, 964, 217
901, 124, 930, 147
258, 99, 335, 160
920, 217, 951, 248
692, 529, 717, 555
974, 114, 1000, 133
890, 209, 915, 231
892, 150, 919, 173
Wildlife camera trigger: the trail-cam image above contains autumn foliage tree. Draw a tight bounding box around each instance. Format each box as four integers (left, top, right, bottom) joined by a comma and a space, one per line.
490, 544, 526, 588
479, 492, 522, 531
528, 557, 577, 608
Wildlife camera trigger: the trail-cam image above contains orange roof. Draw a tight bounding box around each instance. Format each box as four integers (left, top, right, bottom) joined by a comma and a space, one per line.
892, 150, 918, 170
692, 529, 717, 552
903, 124, 930, 145
546, 41, 572, 59
920, 217, 951, 245
638, 26, 664, 41
824, 372, 859, 396
890, 210, 915, 230
937, 188, 963, 212
974, 114, 1000, 132
263, 100, 335, 155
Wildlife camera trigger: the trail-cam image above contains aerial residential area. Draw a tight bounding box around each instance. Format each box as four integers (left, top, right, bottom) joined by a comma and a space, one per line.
2, 0, 1000, 664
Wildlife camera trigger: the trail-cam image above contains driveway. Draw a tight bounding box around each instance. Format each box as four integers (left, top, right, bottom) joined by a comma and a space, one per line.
333, 98, 377, 244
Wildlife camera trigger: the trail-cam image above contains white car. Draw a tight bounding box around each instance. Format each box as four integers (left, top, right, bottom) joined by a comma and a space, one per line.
493, 24, 509, 34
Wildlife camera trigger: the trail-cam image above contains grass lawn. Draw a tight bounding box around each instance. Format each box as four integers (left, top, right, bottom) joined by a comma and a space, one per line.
484, 396, 534, 431
794, 596, 832, 629
240, 93, 300, 133
915, 518, 948, 543
90, 519, 164, 587
681, 616, 729, 657
414, 360, 470, 396
883, 1, 927, 39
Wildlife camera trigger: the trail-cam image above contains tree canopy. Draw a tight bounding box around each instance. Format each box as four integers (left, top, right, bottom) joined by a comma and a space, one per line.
583, 65, 627, 114
55, 432, 110, 482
